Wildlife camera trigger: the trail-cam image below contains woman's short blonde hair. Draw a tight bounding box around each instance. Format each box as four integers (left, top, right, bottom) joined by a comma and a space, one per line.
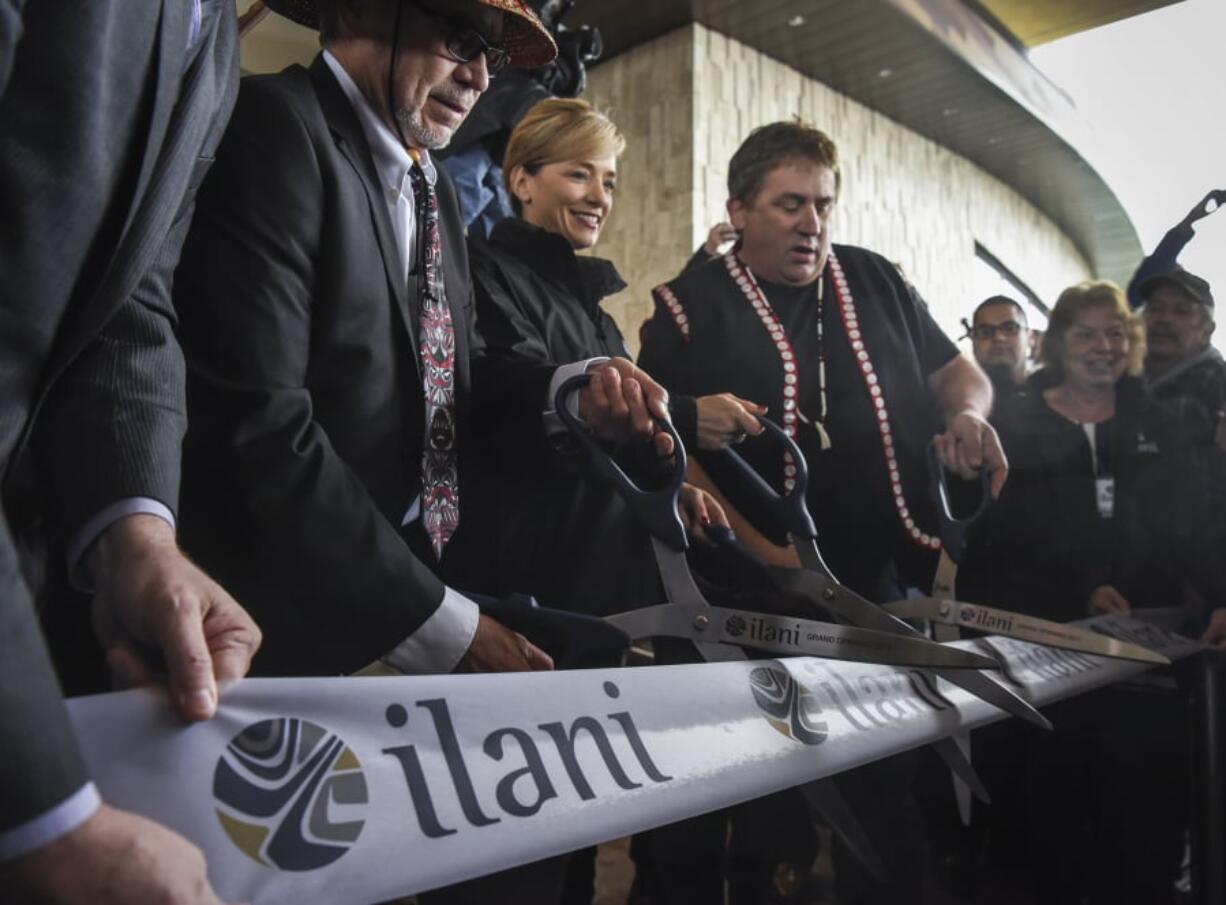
1040, 280, 1145, 379
502, 98, 626, 215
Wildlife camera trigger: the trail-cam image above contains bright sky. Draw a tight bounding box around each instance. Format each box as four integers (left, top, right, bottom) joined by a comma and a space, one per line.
1029, 0, 1226, 354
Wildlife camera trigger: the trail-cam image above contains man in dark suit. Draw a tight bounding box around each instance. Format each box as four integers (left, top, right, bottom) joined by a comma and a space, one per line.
174, 0, 669, 688
0, 3, 260, 902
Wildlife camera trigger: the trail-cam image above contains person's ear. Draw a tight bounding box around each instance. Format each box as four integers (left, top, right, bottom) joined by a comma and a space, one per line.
510, 165, 533, 207
335, 0, 374, 36
727, 198, 747, 231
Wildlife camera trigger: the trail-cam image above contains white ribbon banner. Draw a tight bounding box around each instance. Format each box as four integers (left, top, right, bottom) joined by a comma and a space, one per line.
66, 614, 1201, 904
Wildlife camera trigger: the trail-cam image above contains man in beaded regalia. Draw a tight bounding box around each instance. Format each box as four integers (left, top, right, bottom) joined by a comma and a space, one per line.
636, 121, 1008, 905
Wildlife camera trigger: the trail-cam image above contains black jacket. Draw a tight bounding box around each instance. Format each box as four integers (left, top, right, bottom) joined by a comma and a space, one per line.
175, 59, 556, 676
959, 375, 1226, 621
1148, 346, 1226, 448
461, 219, 664, 615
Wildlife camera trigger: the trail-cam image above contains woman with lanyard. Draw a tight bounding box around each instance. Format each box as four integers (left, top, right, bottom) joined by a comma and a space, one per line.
456, 98, 767, 619
960, 280, 1226, 905
960, 280, 1221, 623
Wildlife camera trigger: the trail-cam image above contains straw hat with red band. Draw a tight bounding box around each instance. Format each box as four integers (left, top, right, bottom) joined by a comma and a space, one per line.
264, 0, 558, 69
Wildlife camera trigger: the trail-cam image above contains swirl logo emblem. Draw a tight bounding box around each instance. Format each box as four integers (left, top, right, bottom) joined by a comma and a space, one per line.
725, 615, 747, 637
214, 718, 368, 870
749, 667, 828, 746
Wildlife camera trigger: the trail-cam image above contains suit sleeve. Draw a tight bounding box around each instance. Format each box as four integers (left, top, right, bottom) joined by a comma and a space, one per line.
175, 79, 456, 675
29, 2, 240, 536
0, 512, 89, 836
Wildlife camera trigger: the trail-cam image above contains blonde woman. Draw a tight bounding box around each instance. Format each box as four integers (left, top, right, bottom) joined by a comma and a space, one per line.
460, 98, 761, 617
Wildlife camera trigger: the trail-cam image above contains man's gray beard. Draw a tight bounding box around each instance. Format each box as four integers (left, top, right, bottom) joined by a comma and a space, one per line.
394, 107, 453, 150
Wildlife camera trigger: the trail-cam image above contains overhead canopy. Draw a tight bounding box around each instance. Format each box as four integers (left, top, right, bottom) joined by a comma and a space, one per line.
571, 0, 1147, 285
972, 0, 1181, 46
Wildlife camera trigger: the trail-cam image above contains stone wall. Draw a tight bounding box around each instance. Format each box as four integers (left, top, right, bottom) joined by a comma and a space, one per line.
585, 23, 1091, 352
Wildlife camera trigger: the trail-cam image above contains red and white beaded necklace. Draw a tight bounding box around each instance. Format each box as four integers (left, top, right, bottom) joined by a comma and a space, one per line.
724, 251, 939, 551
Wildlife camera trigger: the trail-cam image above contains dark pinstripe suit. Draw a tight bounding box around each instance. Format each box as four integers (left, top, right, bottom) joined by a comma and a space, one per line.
0, 0, 237, 835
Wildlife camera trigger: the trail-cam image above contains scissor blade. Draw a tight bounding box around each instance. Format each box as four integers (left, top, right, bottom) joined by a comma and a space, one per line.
799, 780, 889, 883
936, 733, 979, 826
776, 565, 1051, 729
780, 550, 933, 636
931, 550, 958, 601
883, 598, 1171, 666
651, 537, 710, 608
605, 604, 1000, 669
937, 665, 1051, 730
649, 538, 747, 662
931, 734, 988, 804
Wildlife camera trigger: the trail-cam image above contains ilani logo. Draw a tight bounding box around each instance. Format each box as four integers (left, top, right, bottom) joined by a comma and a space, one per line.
214, 718, 368, 871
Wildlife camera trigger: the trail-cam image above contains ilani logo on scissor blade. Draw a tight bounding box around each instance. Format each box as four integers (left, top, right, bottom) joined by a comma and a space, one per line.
726, 613, 852, 650
959, 603, 1015, 633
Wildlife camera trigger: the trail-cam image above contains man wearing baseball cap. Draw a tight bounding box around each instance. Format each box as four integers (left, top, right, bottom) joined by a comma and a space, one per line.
1139, 267, 1226, 450
1139, 268, 1226, 652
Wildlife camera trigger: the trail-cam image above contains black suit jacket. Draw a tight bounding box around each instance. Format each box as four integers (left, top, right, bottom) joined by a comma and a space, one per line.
0, 0, 237, 834
175, 57, 555, 677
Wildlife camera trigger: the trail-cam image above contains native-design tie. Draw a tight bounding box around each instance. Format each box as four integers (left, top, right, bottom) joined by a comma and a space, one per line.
409, 163, 459, 559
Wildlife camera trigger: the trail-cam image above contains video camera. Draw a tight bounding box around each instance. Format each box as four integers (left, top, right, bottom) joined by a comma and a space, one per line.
534, 0, 604, 100
439, 0, 604, 162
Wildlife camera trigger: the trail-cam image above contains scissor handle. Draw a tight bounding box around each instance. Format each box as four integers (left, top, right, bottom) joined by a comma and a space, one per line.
474, 592, 630, 669
709, 415, 817, 540
554, 373, 689, 552
926, 440, 992, 562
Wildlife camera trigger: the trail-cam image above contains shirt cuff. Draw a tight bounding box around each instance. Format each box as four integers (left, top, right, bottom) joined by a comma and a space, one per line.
0, 783, 101, 862
544, 358, 608, 434
383, 586, 480, 674
67, 498, 177, 593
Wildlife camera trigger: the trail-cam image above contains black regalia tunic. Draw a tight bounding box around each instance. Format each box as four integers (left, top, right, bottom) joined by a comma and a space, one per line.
639, 245, 958, 600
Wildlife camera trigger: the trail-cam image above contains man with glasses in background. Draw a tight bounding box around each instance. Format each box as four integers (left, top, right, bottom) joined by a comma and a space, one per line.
967, 295, 1033, 407
172, 6, 670, 898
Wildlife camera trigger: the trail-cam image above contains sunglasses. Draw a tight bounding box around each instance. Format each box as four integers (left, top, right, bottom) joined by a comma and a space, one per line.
411, 1, 511, 76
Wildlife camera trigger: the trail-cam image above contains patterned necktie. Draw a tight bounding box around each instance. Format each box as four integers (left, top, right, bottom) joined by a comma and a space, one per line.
408, 163, 459, 560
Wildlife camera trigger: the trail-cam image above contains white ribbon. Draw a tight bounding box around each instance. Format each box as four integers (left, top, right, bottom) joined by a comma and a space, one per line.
66, 614, 1201, 904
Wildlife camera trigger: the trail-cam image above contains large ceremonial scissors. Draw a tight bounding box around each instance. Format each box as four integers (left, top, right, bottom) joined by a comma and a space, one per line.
705, 416, 1052, 733
552, 375, 1001, 879
556, 372, 1005, 873
881, 443, 1169, 666
551, 377, 997, 671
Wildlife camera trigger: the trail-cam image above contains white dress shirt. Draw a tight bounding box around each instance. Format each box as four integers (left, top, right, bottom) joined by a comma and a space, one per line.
323, 54, 600, 674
